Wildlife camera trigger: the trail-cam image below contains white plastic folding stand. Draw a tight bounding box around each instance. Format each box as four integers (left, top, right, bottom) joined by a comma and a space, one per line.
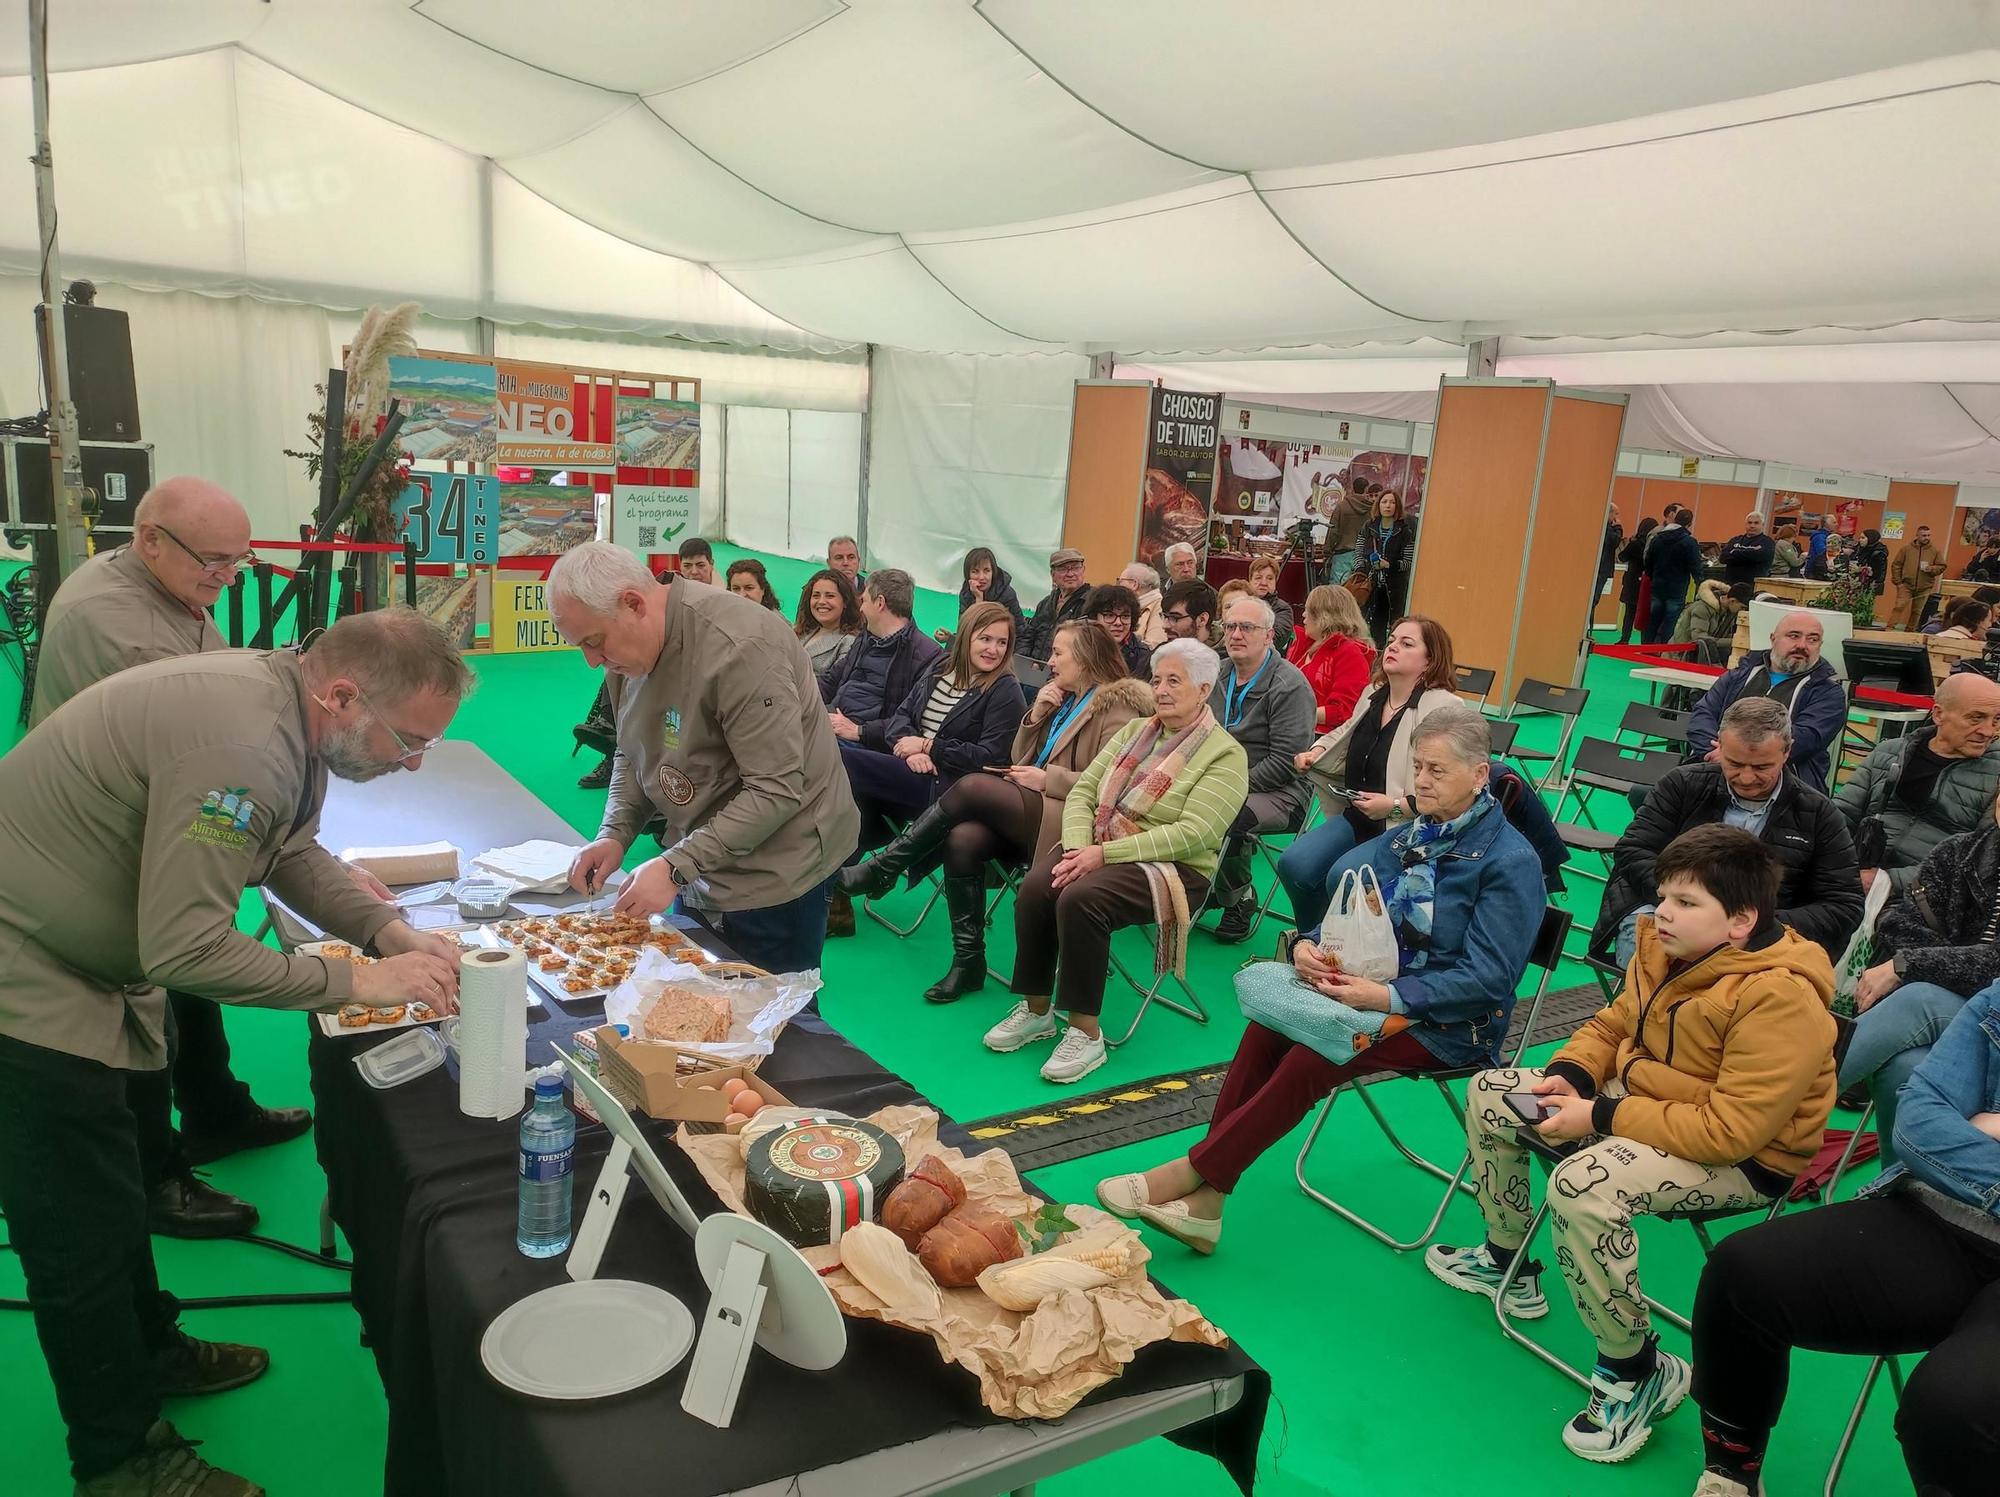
681, 1232, 772, 1426
681, 1214, 845, 1430
556, 1047, 703, 1283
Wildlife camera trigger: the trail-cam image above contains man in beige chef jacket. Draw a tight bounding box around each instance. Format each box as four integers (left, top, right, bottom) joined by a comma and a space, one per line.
0, 608, 469, 1497
549, 542, 859, 974
31, 475, 371, 1239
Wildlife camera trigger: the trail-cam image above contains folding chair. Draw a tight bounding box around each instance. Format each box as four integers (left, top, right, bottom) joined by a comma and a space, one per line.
1490, 1136, 1791, 1389
1294, 906, 1574, 1251
1103, 881, 1218, 1046
1012, 653, 1052, 695
1485, 718, 1520, 760
1826, 1355, 1905, 1497
1206, 806, 1308, 948
1547, 738, 1682, 884
1453, 663, 1496, 709
1614, 701, 1690, 752
859, 813, 945, 938
1501, 679, 1591, 789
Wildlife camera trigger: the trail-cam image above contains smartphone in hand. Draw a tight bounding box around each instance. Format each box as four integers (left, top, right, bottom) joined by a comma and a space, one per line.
1503, 1091, 1557, 1125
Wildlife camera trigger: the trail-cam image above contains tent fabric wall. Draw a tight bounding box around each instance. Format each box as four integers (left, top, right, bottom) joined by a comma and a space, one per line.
866, 348, 1090, 598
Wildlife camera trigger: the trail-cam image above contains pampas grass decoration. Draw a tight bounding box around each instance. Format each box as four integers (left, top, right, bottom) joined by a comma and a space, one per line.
343, 300, 420, 439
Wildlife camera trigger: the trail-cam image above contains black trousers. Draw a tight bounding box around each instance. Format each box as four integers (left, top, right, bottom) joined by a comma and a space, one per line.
838, 741, 944, 859
1011, 849, 1206, 1017
124, 991, 256, 1191
1692, 1190, 2000, 1495
0, 1034, 178, 1481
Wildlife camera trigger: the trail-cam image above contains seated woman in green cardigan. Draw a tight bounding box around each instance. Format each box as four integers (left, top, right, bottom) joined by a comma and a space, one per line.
984, 638, 1250, 1086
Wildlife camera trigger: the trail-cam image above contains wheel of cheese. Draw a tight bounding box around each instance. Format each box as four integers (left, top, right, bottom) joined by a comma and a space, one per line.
743, 1118, 904, 1249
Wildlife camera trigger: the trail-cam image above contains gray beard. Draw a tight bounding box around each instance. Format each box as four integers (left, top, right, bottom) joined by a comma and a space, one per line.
323, 719, 391, 782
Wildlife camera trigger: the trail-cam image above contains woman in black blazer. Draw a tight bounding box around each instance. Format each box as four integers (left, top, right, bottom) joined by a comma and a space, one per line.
1360, 490, 1415, 646
838, 600, 1027, 856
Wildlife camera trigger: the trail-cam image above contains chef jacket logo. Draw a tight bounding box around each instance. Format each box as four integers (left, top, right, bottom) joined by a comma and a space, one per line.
661, 708, 682, 751
656, 765, 695, 807
185, 787, 257, 849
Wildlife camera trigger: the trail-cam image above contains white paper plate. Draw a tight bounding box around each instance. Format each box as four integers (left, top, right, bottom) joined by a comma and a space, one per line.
480, 1279, 694, 1401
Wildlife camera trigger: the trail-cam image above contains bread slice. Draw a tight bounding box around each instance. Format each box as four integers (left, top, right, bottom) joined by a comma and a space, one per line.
641, 985, 732, 1044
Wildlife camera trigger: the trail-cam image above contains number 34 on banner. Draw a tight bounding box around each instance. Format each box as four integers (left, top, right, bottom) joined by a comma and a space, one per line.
394, 473, 498, 564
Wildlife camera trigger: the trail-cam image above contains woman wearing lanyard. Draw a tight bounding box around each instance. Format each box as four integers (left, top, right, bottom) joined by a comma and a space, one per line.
840, 622, 1152, 1002
1275, 614, 1458, 931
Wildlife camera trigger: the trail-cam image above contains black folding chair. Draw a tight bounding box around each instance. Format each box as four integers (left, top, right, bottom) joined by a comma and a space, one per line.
1104, 882, 1218, 1046
1827, 1355, 1905, 1496
1294, 907, 1574, 1251
1614, 701, 1690, 751
1013, 654, 1052, 695
1501, 679, 1591, 789
1485, 717, 1520, 759
1547, 738, 1682, 884
1453, 663, 1496, 709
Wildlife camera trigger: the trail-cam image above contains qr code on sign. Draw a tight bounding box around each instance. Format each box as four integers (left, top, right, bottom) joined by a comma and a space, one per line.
636, 525, 657, 548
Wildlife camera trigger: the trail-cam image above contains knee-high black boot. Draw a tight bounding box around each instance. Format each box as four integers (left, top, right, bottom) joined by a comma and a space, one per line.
838, 800, 955, 899
924, 874, 988, 1003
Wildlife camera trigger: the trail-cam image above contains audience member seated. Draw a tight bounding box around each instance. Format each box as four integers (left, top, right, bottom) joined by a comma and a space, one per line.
1019, 547, 1093, 661
1358, 490, 1415, 645
1962, 540, 2000, 583
1277, 615, 1457, 931
1594, 697, 1862, 968
828, 602, 1024, 936
1769, 520, 1804, 577
677, 536, 716, 584
1160, 578, 1221, 653
1118, 561, 1168, 646
1925, 596, 1990, 640
1285, 584, 1375, 731
838, 622, 1150, 1001
1430, 825, 1836, 1466
935, 546, 1024, 644
1212, 579, 1252, 655
725, 558, 781, 611
1206, 596, 1317, 944
793, 568, 863, 678
1715, 512, 1775, 588
821, 566, 943, 745
1244, 555, 1295, 653
1643, 505, 1703, 643
1685, 610, 1846, 789
984, 639, 1247, 1086
1162, 541, 1201, 584
1084, 582, 1154, 678
826, 534, 865, 590
1835, 669, 2000, 895
1096, 705, 1542, 1254
1492, 763, 1572, 894
1670, 579, 1750, 650
1688, 982, 2000, 1497
1837, 797, 2000, 1163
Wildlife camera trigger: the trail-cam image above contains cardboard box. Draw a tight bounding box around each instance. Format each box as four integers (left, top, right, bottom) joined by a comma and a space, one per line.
595, 1026, 793, 1122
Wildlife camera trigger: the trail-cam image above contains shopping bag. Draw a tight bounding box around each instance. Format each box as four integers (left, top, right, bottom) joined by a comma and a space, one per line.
1831, 871, 1893, 1015
1317, 865, 1400, 982
1233, 961, 1408, 1066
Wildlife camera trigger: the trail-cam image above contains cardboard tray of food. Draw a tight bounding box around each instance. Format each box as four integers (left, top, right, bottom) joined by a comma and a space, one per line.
492, 912, 714, 1004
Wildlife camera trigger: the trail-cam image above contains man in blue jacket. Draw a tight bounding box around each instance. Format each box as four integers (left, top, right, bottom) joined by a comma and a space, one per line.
1716, 511, 1776, 589
1686, 612, 1847, 788
1643, 506, 1704, 643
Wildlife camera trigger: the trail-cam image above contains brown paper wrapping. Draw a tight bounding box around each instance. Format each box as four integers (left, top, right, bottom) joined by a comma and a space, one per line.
676, 1104, 1228, 1420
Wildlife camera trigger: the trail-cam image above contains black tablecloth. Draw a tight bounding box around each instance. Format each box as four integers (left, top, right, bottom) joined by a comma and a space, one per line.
308, 929, 1268, 1497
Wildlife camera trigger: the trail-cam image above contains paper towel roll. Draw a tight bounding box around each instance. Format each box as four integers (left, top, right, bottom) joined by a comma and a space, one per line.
457, 945, 528, 1121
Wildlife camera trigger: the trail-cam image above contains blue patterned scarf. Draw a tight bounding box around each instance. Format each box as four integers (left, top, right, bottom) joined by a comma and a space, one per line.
1381, 789, 1496, 971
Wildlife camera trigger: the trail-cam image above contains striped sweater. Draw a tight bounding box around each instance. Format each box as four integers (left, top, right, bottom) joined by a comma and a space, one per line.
1060, 718, 1250, 880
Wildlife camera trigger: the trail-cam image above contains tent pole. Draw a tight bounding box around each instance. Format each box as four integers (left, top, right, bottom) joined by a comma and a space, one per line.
27, 0, 93, 585
1465, 338, 1500, 377
855, 344, 873, 565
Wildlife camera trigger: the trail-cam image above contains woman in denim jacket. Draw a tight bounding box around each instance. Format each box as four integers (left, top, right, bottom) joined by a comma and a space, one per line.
1684, 982, 2000, 1496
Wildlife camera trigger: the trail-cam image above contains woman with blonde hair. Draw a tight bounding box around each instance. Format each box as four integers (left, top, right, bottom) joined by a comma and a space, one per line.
1286, 585, 1376, 730
841, 620, 1152, 1001
835, 601, 1027, 873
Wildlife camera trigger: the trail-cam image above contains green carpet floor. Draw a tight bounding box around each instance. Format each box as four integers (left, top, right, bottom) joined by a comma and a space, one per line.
0, 547, 1904, 1495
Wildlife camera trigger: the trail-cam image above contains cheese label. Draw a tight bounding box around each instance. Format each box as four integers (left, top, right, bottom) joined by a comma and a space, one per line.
768, 1124, 881, 1181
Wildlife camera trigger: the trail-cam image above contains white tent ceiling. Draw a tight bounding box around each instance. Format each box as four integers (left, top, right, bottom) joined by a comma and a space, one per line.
0, 1, 1995, 478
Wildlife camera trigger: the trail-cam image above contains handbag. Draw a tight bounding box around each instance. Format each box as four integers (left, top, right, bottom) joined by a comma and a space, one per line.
1234, 960, 1409, 1066
1343, 570, 1373, 606
1831, 871, 1893, 1014
1317, 865, 1400, 981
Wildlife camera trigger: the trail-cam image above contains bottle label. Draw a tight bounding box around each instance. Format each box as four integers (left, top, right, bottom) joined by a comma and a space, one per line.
520, 1144, 574, 1182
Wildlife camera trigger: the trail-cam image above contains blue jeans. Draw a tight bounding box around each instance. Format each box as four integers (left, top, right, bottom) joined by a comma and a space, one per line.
1647, 595, 1684, 644
686, 873, 838, 978
1836, 981, 1968, 1167
1275, 815, 1363, 931
1614, 904, 1654, 970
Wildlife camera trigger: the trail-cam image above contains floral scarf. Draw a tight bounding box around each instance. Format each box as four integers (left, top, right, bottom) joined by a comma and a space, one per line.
1091, 708, 1219, 979
1381, 789, 1497, 972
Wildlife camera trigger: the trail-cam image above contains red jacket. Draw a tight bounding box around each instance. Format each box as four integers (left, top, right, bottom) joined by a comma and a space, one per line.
1286, 630, 1375, 730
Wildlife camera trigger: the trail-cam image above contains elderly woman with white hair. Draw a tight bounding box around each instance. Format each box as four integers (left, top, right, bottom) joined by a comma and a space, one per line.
983, 638, 1249, 1086
1096, 703, 1545, 1252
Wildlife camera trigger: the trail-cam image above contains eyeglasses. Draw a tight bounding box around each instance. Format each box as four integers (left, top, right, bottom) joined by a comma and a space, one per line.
1222, 621, 1269, 635
355, 685, 444, 764
151, 523, 256, 578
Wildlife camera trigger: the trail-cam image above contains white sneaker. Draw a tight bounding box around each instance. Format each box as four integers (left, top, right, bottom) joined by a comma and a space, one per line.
1562, 1343, 1692, 1463
1693, 1473, 1763, 1497
983, 1001, 1058, 1053
1039, 1026, 1107, 1084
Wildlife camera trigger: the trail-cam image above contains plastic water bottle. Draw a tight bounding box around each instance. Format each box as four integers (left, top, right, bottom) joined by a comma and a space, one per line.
517, 1074, 575, 1258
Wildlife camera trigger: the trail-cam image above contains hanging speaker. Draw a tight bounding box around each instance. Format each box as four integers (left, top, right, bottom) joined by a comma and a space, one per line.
34, 301, 140, 442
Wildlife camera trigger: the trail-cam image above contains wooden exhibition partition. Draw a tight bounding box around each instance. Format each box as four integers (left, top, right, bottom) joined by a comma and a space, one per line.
1060, 381, 1151, 578
1409, 379, 1626, 700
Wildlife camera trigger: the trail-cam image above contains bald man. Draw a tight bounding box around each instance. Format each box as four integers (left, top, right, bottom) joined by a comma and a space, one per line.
1686, 610, 1849, 789
33, 478, 328, 1238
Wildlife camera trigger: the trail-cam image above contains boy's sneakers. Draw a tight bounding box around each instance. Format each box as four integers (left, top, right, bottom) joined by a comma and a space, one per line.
1693, 1473, 1763, 1497
1563, 1344, 1692, 1463
1423, 1241, 1548, 1319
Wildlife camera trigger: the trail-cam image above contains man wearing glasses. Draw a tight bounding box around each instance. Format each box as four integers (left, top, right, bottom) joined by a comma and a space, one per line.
0, 608, 471, 1495
1160, 577, 1221, 654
